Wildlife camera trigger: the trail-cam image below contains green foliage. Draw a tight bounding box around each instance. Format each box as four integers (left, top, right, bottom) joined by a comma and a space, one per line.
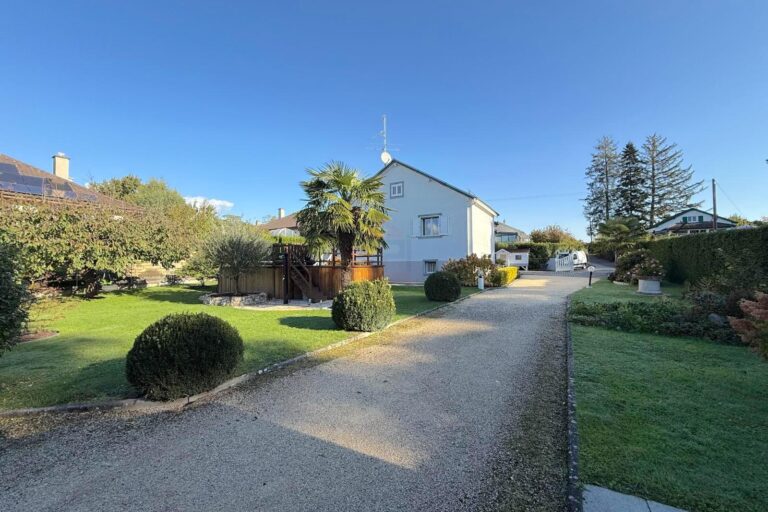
569, 299, 738, 343
126, 313, 244, 400
615, 142, 648, 224
204, 226, 271, 294
179, 252, 218, 286
90, 175, 142, 199
529, 224, 581, 244
442, 254, 496, 286
424, 271, 461, 301
596, 216, 646, 259
296, 162, 389, 286
331, 279, 395, 331
583, 136, 620, 235
488, 266, 518, 286
0, 240, 31, 355
614, 248, 651, 282
646, 226, 768, 288
0, 201, 189, 294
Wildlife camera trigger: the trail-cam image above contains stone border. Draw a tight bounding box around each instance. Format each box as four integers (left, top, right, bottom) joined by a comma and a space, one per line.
0, 287, 493, 418
565, 299, 583, 512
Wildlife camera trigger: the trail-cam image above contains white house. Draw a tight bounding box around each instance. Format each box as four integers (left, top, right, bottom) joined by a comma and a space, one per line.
261, 208, 300, 237
375, 160, 499, 283
649, 208, 737, 236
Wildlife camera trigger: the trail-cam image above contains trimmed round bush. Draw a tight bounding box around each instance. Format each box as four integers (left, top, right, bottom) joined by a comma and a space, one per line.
424, 271, 461, 302
126, 313, 244, 400
332, 279, 395, 332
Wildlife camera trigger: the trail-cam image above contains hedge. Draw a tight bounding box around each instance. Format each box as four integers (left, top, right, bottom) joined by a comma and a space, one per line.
646, 226, 768, 284
424, 271, 462, 301
490, 266, 518, 286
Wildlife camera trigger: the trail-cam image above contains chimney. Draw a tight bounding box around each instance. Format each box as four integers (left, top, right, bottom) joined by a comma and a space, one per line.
52, 152, 70, 180
278, 207, 285, 219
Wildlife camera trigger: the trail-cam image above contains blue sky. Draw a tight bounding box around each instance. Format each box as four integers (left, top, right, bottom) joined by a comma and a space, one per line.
1, 1, 766, 237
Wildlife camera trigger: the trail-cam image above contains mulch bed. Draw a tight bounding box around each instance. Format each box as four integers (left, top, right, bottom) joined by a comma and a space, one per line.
19, 331, 59, 343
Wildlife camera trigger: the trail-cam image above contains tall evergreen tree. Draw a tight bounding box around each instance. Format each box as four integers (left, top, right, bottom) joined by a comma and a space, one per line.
583, 136, 619, 236
615, 142, 648, 225
642, 134, 704, 225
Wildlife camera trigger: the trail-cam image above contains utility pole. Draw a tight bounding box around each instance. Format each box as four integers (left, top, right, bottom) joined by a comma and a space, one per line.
712, 178, 718, 231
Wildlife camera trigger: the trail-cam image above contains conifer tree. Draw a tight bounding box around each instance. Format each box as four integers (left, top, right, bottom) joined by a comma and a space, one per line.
583, 136, 619, 236
615, 142, 648, 225
642, 134, 703, 225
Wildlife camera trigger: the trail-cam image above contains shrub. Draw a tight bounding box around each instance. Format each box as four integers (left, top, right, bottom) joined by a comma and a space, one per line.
489, 266, 518, 287
0, 241, 30, 355
442, 254, 496, 286
614, 249, 651, 283
332, 279, 395, 331
729, 292, 768, 359
126, 313, 244, 400
569, 299, 739, 344
424, 271, 461, 301
633, 255, 664, 279
205, 228, 271, 294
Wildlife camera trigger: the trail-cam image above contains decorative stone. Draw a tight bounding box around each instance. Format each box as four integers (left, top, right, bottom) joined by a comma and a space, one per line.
200, 293, 268, 306
637, 278, 662, 295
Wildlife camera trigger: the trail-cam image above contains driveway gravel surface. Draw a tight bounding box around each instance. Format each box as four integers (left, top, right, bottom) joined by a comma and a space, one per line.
0, 274, 588, 512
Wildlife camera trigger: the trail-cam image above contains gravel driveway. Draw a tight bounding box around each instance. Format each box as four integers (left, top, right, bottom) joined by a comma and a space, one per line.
0, 274, 588, 512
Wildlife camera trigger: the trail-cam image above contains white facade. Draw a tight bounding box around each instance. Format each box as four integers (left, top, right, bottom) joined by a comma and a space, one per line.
376, 161, 498, 283
649, 208, 736, 236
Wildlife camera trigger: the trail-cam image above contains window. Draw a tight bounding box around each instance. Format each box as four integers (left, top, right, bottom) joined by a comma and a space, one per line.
514, 254, 522, 261
682, 215, 704, 223
496, 233, 518, 243
390, 181, 404, 198
424, 260, 437, 274
421, 215, 441, 237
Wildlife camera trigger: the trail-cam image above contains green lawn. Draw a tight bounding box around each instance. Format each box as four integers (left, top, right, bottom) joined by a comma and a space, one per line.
0, 284, 478, 410
571, 283, 768, 512
574, 278, 684, 304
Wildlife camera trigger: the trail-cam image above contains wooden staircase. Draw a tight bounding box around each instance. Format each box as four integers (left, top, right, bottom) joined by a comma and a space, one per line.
285, 245, 324, 302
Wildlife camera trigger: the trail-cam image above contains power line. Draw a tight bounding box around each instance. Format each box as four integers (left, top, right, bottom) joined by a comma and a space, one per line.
715, 182, 744, 216
486, 191, 583, 202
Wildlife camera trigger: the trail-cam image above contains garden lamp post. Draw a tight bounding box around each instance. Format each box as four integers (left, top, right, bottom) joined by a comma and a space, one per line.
587, 265, 596, 288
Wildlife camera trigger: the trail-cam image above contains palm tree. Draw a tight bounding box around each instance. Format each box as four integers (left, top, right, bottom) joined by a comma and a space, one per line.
296, 162, 389, 288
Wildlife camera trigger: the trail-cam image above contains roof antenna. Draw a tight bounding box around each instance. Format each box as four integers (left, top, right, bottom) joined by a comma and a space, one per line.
380, 114, 393, 164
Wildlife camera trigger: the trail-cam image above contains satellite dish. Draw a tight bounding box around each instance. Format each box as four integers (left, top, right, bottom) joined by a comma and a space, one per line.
380, 150, 392, 164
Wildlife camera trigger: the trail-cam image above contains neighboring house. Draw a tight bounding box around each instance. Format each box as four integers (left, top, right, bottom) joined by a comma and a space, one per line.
0, 152, 134, 209
260, 208, 300, 237
649, 208, 737, 236
495, 221, 528, 244
495, 248, 529, 270
375, 159, 499, 283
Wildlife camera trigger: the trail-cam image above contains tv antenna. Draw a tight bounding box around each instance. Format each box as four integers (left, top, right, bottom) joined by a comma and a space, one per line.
379, 114, 394, 164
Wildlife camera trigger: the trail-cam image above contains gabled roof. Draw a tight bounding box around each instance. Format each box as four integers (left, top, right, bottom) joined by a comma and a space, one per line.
261, 212, 298, 230
494, 221, 527, 236
375, 159, 499, 216
0, 153, 136, 209
649, 207, 736, 230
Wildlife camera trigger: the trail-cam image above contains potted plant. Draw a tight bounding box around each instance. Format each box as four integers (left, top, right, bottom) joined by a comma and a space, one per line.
633, 256, 664, 295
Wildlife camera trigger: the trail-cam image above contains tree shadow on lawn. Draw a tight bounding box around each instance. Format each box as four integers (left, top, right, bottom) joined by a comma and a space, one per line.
108, 287, 207, 305
278, 315, 339, 331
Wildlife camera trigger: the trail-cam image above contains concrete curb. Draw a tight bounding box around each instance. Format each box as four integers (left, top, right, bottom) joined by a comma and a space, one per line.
0, 286, 493, 419
565, 298, 583, 512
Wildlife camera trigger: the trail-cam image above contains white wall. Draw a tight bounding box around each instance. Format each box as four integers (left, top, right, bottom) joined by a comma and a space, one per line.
652, 210, 734, 232
379, 163, 473, 282
469, 202, 495, 258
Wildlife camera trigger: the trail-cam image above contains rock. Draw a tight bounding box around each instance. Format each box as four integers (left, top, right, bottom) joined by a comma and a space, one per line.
200, 293, 268, 306
708, 313, 726, 326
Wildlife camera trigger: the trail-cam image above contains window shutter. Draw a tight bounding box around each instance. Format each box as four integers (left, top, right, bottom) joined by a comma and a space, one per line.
441, 215, 450, 235
412, 218, 421, 237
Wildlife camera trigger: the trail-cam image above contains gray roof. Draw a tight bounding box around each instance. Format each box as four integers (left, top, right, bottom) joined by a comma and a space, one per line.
494, 221, 527, 236
376, 159, 499, 216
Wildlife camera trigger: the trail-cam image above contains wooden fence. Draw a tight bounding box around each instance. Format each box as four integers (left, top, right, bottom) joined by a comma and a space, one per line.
218, 265, 384, 300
